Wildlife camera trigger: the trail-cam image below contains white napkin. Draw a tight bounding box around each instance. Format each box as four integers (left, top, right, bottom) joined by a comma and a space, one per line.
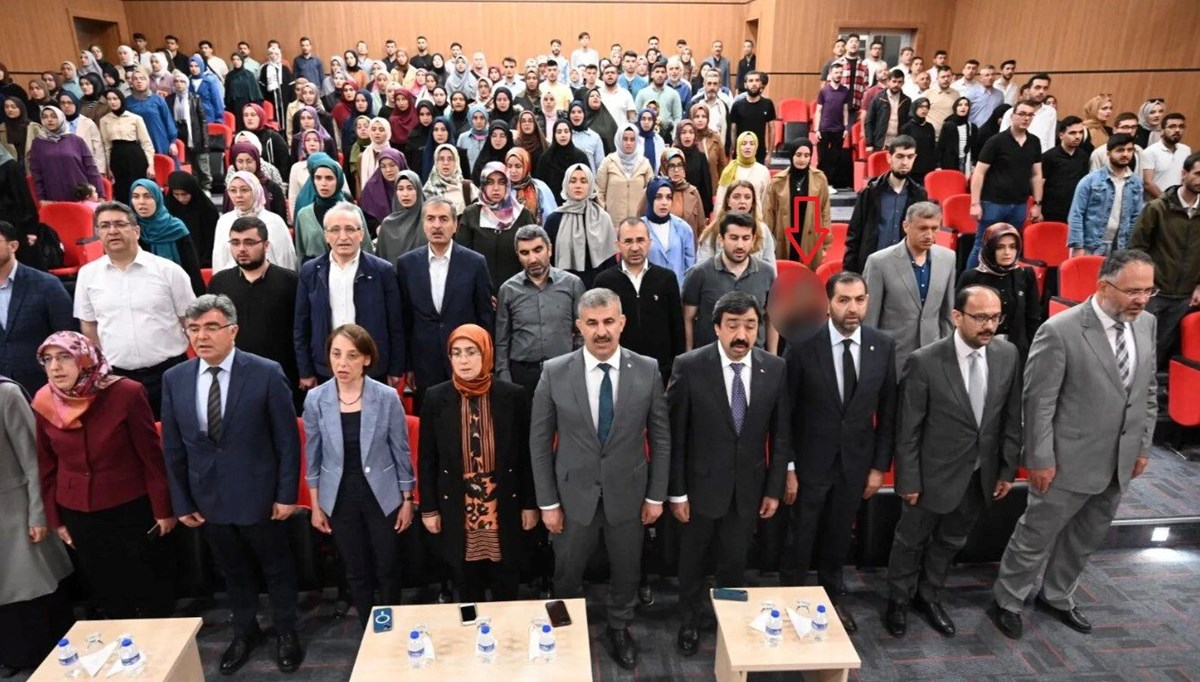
78, 642, 116, 678
786, 607, 813, 638
748, 610, 770, 633
528, 628, 540, 661
422, 636, 436, 661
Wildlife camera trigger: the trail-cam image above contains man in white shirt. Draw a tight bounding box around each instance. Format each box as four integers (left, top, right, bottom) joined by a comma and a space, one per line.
75, 201, 197, 417
599, 63, 637, 123
198, 40, 228, 86
950, 59, 980, 94
1000, 73, 1057, 152
862, 39, 889, 79
996, 59, 1019, 106
570, 31, 600, 69
547, 39, 569, 74
497, 56, 525, 99
1142, 113, 1190, 199
902, 69, 930, 101
894, 46, 914, 78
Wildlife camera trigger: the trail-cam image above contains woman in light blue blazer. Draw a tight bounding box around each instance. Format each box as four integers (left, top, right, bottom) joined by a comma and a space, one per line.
643, 176, 696, 288
304, 324, 414, 629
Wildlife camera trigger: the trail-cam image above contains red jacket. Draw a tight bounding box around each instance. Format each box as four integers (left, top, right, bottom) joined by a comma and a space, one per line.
37, 379, 172, 528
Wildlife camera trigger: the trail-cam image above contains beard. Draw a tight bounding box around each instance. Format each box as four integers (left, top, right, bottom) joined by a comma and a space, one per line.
237, 254, 267, 271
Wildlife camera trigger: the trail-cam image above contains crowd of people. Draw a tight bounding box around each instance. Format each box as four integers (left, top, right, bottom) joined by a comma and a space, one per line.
0, 28, 1197, 678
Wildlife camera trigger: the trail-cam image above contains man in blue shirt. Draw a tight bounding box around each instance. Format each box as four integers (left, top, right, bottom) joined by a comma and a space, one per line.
618, 50, 647, 98
292, 37, 324, 87
966, 65, 1005, 128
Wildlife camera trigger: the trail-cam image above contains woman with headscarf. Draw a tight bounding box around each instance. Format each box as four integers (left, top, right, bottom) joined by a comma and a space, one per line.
34, 332, 176, 621
78, 73, 109, 123
544, 164, 617, 286
419, 323, 536, 603
288, 129, 326, 220
697, 179, 777, 273
77, 51, 103, 82
566, 101, 603, 172
513, 110, 547, 175
225, 140, 286, 216
900, 97, 937, 183
391, 49, 417, 89
387, 90, 418, 156
635, 107, 666, 169
430, 53, 448, 83
458, 161, 536, 290
446, 91, 471, 142
224, 53, 263, 126
165, 170, 219, 267
164, 69, 211, 190
325, 55, 347, 98
331, 82, 358, 132
535, 90, 560, 142
596, 122, 655, 227
146, 52, 174, 94
408, 101, 436, 178
293, 104, 338, 163
56, 90, 106, 176
97, 89, 154, 204
343, 51, 368, 90
659, 148, 706, 239
445, 56, 478, 101
214, 170, 295, 271
490, 87, 517, 128
1, 97, 35, 170
936, 96, 977, 175
535, 120, 590, 206
1135, 99, 1165, 148
376, 170, 427, 262
25, 81, 52, 121
764, 140, 830, 266
422, 143, 477, 215
505, 147, 556, 225
339, 91, 375, 158
456, 104, 491, 171
293, 153, 372, 260
58, 62, 83, 99
672, 118, 714, 215
715, 131, 769, 209
0, 63, 28, 112
583, 88, 618, 156
642, 176, 696, 287
357, 117, 394, 196
239, 103, 289, 174
258, 45, 292, 129
689, 103, 728, 199
290, 83, 334, 141
419, 116, 453, 183
475, 78, 494, 110
430, 85, 449, 112
957, 222, 1041, 359
470, 120, 513, 185
127, 179, 205, 293
1080, 94, 1113, 154
0, 144, 39, 240
28, 105, 102, 203
358, 147, 408, 228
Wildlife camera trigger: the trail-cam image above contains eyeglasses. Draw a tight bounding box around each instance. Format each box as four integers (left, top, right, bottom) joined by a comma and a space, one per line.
185, 322, 235, 335
666, 162, 686, 170
228, 238, 264, 248
38, 352, 75, 366
324, 226, 362, 235
97, 220, 135, 231
960, 312, 1006, 325
1103, 282, 1159, 299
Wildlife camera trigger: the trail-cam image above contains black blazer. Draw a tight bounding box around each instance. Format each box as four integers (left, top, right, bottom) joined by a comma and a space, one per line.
667, 344, 792, 519
455, 205, 538, 292
0, 266, 74, 395
784, 324, 898, 486
417, 380, 535, 567
593, 265, 685, 385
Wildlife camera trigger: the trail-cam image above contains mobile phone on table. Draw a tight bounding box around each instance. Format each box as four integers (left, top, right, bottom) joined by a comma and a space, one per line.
545, 599, 572, 627
459, 603, 478, 625
712, 588, 749, 602
372, 607, 393, 633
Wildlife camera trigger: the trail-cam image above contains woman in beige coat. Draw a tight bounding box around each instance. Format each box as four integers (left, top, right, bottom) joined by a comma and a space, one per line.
596, 122, 654, 227
764, 140, 832, 268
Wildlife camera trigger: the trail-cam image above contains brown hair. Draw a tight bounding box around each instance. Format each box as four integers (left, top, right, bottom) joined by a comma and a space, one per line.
698, 180, 764, 252
326, 324, 378, 369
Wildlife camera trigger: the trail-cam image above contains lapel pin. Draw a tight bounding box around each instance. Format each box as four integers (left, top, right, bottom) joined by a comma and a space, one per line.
869, 346, 875, 351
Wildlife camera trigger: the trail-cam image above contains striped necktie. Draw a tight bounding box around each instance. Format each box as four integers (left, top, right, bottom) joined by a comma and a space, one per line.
1112, 321, 1132, 390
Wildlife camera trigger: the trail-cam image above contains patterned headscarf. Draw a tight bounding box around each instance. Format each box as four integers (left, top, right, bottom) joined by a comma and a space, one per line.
32, 331, 123, 430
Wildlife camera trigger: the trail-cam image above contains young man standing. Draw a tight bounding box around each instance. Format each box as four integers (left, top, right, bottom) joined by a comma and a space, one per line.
701, 40, 731, 90
835, 34, 871, 119
862, 39, 889, 79
996, 60, 1019, 106
1000, 73, 1056, 152
1142, 113, 1190, 199
922, 65, 960, 139
967, 100, 1045, 268
735, 39, 756, 93
619, 50, 647, 98
410, 35, 433, 71
728, 71, 776, 164
571, 32, 600, 69
815, 64, 852, 190
1067, 134, 1144, 257
1040, 116, 1090, 223
600, 63, 637, 123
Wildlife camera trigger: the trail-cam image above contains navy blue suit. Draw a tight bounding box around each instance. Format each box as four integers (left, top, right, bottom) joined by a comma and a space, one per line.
395, 242, 494, 391
294, 251, 406, 380
0, 265, 74, 395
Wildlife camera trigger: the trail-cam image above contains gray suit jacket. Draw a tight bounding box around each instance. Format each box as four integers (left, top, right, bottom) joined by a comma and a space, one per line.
303, 377, 415, 516
863, 242, 956, 373
530, 348, 671, 526
1022, 298, 1157, 494
894, 335, 1023, 514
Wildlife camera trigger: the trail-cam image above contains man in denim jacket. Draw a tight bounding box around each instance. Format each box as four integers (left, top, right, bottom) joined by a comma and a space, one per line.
1068, 134, 1144, 257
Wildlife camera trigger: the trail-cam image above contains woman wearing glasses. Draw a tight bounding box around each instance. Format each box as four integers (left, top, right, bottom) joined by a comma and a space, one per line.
957, 223, 1042, 359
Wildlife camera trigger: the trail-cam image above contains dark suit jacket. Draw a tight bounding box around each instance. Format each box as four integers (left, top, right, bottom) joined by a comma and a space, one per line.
842, 173, 928, 274
593, 265, 686, 384
418, 380, 536, 566
784, 324, 897, 486
294, 251, 405, 379
395, 243, 495, 390
161, 351, 300, 526
667, 344, 791, 519
0, 265, 74, 395
893, 335, 1022, 514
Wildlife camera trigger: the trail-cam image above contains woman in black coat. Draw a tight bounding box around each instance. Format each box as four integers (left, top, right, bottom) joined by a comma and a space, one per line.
900, 97, 937, 183
419, 324, 537, 603
935, 96, 978, 174
957, 222, 1041, 360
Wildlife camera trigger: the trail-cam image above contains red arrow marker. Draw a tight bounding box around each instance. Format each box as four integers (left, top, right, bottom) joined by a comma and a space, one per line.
786, 196, 829, 267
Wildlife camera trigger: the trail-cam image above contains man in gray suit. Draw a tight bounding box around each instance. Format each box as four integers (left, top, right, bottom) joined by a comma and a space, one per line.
990, 250, 1158, 640
530, 287, 670, 670
885, 285, 1023, 638
863, 201, 956, 373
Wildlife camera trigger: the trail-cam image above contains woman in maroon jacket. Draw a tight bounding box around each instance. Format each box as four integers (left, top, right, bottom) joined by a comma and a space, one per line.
33, 331, 176, 618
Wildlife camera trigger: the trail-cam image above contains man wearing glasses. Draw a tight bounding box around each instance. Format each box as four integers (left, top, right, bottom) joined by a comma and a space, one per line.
74, 201, 197, 418
884, 285, 1022, 638
991, 250, 1158, 640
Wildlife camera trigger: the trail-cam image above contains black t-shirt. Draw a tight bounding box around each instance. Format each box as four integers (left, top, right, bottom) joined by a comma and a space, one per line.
729, 96, 777, 160
1039, 146, 1090, 222
978, 130, 1042, 204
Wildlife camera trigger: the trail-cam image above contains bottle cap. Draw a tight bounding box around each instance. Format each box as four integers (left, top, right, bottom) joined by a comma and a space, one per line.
410, 630, 421, 639
480, 624, 490, 635
58, 638, 69, 647
770, 609, 780, 618
120, 638, 132, 647
541, 624, 552, 633
817, 604, 826, 613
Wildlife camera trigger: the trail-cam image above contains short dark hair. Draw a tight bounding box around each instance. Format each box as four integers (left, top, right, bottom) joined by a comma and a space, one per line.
230, 215, 268, 241
1163, 112, 1187, 126
623, 50, 638, 60
502, 56, 516, 66
93, 201, 138, 231
1113, 111, 1139, 127
886, 134, 916, 153
936, 65, 952, 74
718, 211, 756, 237
165, 34, 179, 42
955, 284, 1000, 312
450, 41, 462, 50
1000, 59, 1016, 69
934, 50, 948, 58
299, 36, 310, 43
1057, 115, 1083, 133
0, 220, 20, 243
888, 69, 905, 81
648, 35, 659, 42
964, 59, 980, 67
712, 291, 762, 326
326, 324, 378, 368
650, 63, 666, 73
745, 39, 756, 47
550, 38, 562, 46
870, 39, 883, 48
199, 40, 213, 49
1184, 151, 1200, 172
513, 224, 550, 248
826, 271, 867, 299
1027, 72, 1052, 86
132, 32, 146, 41
417, 35, 427, 41
237, 41, 249, 49
1107, 133, 1136, 151
579, 32, 590, 40
833, 38, 845, 46
1099, 249, 1154, 281
845, 33, 861, 41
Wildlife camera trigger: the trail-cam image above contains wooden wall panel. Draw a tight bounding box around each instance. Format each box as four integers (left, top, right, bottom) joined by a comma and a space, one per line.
2, 0, 129, 79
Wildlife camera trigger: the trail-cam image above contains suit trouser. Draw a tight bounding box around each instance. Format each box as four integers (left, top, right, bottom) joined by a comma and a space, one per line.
552, 501, 643, 630
886, 469, 985, 602
1146, 295, 1194, 370
993, 473, 1123, 613
785, 467, 861, 592
328, 473, 399, 629
204, 519, 299, 636
113, 353, 188, 421
677, 501, 756, 623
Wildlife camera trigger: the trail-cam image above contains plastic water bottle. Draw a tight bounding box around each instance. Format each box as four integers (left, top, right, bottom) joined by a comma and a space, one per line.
118, 637, 145, 676
812, 605, 829, 641
537, 624, 556, 662
56, 638, 81, 678
764, 609, 783, 647
407, 630, 427, 669
475, 624, 496, 664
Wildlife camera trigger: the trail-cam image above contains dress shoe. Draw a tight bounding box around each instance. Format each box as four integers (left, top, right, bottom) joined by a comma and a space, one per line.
833, 603, 857, 633
913, 597, 956, 636
1036, 597, 1092, 634
884, 600, 908, 637
607, 627, 637, 670
677, 624, 699, 656
638, 584, 655, 605
219, 629, 263, 675
988, 601, 1023, 640
276, 632, 303, 673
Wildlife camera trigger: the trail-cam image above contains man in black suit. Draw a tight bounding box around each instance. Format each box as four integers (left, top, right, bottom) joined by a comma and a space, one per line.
0, 221, 74, 395
783, 271, 897, 632
884, 285, 1022, 638
396, 197, 495, 408
593, 218, 686, 386
668, 291, 791, 655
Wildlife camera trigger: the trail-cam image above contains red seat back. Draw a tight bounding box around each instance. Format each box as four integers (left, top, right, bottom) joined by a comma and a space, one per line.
1168, 359, 1200, 426
222, 111, 236, 131
1022, 221, 1069, 267
206, 122, 233, 148
941, 194, 974, 235
924, 169, 967, 204
815, 260, 841, 286
1058, 255, 1104, 302
406, 415, 421, 505
99, 176, 113, 200
153, 154, 176, 189
39, 202, 94, 245
866, 151, 889, 178
824, 223, 848, 267
1180, 312, 1200, 361
779, 98, 809, 123
262, 100, 276, 123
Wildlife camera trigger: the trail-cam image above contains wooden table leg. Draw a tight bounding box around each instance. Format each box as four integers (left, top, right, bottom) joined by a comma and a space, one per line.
803, 668, 848, 682
713, 623, 747, 682
165, 638, 205, 682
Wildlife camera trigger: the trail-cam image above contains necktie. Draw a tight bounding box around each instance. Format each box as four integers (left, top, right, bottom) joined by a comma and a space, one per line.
968, 351, 985, 427
207, 366, 223, 442
597, 363, 613, 444
730, 362, 747, 434
841, 339, 857, 406
1113, 321, 1131, 390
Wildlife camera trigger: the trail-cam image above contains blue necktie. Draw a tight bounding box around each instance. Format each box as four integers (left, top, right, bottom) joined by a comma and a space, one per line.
597, 363, 613, 444
730, 362, 746, 434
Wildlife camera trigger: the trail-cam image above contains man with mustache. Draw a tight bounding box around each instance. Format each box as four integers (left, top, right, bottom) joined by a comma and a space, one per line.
884, 285, 1022, 638
668, 290, 792, 655
682, 212, 776, 351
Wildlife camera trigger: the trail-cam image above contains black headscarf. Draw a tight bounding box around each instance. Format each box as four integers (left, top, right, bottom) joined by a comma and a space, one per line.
2, 96, 31, 161
81, 73, 105, 102
103, 88, 126, 116
535, 119, 589, 203
583, 88, 618, 156
786, 139, 814, 227
471, 119, 514, 184
166, 171, 220, 268
490, 87, 517, 127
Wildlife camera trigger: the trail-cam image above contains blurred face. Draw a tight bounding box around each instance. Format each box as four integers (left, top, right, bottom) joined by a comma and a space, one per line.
503, 61, 516, 78
888, 74, 904, 94
433, 89, 447, 107
189, 61, 202, 76
41, 345, 80, 390
1097, 262, 1155, 322
652, 185, 672, 217
845, 36, 859, 54
744, 41, 754, 56
171, 188, 193, 205
234, 152, 258, 173
227, 178, 255, 211
432, 123, 449, 143
130, 184, 157, 217
622, 55, 636, 73
495, 91, 511, 110
300, 39, 312, 55
229, 227, 267, 269
936, 69, 953, 89
554, 123, 572, 146
525, 71, 539, 91
739, 136, 755, 158
639, 111, 655, 132
96, 209, 140, 255
903, 214, 939, 254
1181, 161, 1200, 194
829, 279, 868, 335
368, 120, 389, 144
417, 38, 427, 52
993, 235, 1019, 267
477, 80, 491, 100
569, 107, 585, 126
186, 308, 238, 362
650, 66, 666, 86
791, 145, 812, 170
1098, 101, 1113, 121
129, 70, 148, 92
619, 129, 637, 154
715, 308, 757, 361
955, 99, 970, 117
451, 93, 467, 111
1147, 103, 1164, 126
3, 100, 17, 118
242, 106, 260, 129
173, 75, 188, 92
693, 107, 709, 129
518, 115, 536, 135
28, 82, 45, 100
576, 301, 625, 360
566, 169, 590, 200
516, 237, 552, 279
962, 63, 978, 80
81, 78, 95, 96
104, 91, 122, 110
379, 158, 400, 182
304, 134, 322, 155
342, 84, 356, 102
1113, 118, 1138, 136
979, 68, 995, 88
395, 178, 418, 207
436, 148, 456, 177
423, 201, 457, 245
329, 333, 370, 382
915, 72, 930, 91
728, 186, 754, 214
449, 338, 483, 381
354, 118, 370, 139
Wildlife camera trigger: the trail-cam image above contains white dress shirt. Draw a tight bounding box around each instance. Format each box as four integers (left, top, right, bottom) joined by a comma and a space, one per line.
212, 210, 298, 272
1090, 297, 1136, 380
428, 243, 453, 313
620, 260, 647, 295
829, 319, 862, 403
196, 348, 236, 431
328, 252, 360, 328
953, 330, 987, 395
74, 249, 196, 369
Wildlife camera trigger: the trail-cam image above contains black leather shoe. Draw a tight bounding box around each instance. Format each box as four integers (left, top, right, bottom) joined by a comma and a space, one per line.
219, 630, 263, 675
638, 584, 655, 605
988, 601, 1023, 640
913, 597, 956, 637
1036, 598, 1092, 634
884, 600, 908, 637
607, 627, 637, 670
677, 625, 699, 656
833, 603, 857, 633
275, 632, 303, 673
